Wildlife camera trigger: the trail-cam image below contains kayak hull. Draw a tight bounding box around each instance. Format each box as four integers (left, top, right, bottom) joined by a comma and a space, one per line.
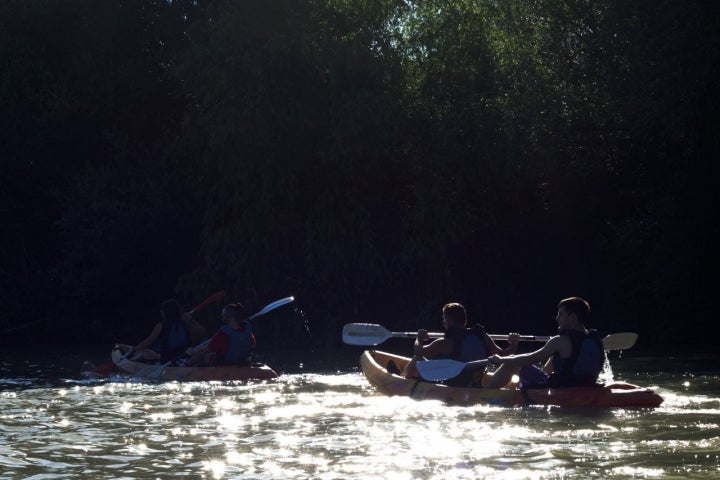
360, 350, 663, 408
111, 344, 278, 381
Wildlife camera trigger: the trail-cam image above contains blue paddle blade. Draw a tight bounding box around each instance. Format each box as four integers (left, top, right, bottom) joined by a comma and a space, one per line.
248, 296, 295, 320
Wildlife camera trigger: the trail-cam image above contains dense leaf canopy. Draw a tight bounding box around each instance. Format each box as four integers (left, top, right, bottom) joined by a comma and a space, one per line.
1, 0, 717, 350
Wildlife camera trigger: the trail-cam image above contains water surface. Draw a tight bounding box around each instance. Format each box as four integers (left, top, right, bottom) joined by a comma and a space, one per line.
0, 347, 718, 479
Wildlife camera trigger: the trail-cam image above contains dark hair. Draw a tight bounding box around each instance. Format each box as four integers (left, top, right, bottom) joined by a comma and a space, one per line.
161, 299, 182, 320
222, 302, 245, 322
442, 303, 467, 327
558, 297, 591, 324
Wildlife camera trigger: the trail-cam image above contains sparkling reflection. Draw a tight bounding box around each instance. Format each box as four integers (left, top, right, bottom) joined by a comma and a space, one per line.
0, 356, 718, 479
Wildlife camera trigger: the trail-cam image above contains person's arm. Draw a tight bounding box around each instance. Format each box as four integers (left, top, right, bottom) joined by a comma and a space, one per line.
183, 313, 206, 345
485, 332, 520, 356
134, 323, 162, 353
185, 330, 222, 366
185, 340, 210, 366
542, 356, 554, 374
402, 329, 453, 377
416, 337, 454, 358
489, 335, 563, 367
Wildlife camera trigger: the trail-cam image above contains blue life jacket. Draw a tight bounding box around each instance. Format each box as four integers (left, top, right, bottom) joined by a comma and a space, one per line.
217, 322, 253, 365
443, 325, 488, 387
550, 329, 604, 387
156, 319, 192, 363
445, 325, 489, 362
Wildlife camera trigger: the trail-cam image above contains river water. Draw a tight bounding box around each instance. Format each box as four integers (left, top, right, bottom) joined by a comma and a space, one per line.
0, 345, 718, 479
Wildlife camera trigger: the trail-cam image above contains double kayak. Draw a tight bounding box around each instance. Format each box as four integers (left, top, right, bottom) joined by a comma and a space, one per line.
111, 344, 278, 382
360, 350, 663, 408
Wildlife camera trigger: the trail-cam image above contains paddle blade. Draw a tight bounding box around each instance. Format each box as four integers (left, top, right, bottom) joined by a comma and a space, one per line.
342, 323, 392, 345
416, 359, 466, 382
247, 296, 295, 320
188, 290, 227, 315
602, 332, 638, 351
134, 363, 167, 379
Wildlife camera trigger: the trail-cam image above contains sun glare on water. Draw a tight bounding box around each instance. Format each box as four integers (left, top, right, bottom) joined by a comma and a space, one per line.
204, 459, 226, 479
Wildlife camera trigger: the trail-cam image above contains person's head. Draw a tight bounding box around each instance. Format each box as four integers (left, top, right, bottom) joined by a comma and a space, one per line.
442, 303, 467, 329
161, 299, 182, 321
221, 302, 245, 325
556, 297, 591, 329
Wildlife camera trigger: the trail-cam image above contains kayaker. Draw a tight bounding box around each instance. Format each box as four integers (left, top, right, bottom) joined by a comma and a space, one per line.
400, 302, 520, 387
185, 302, 256, 366
482, 296, 604, 389
131, 299, 206, 363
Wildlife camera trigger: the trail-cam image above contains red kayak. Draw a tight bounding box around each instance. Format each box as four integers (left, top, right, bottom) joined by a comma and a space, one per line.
360, 350, 663, 408
110, 344, 278, 382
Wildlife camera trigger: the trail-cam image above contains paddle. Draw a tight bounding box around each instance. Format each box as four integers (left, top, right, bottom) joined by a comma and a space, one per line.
187, 290, 228, 315
342, 323, 551, 346
134, 295, 295, 379
88, 290, 227, 376
415, 332, 639, 382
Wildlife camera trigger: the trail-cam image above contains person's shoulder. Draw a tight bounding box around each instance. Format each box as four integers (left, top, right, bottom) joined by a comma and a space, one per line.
545, 334, 569, 349
469, 323, 486, 334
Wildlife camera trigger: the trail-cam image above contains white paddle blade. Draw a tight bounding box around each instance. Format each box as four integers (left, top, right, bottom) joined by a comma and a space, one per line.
416, 359, 466, 382
342, 323, 444, 345
602, 332, 638, 351
416, 358, 491, 382
342, 323, 392, 345
134, 363, 166, 379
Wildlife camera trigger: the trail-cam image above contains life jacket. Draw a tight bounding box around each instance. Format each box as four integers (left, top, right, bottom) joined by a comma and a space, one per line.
217, 322, 253, 365
444, 324, 489, 362
156, 318, 192, 363
550, 329, 604, 387
443, 324, 488, 387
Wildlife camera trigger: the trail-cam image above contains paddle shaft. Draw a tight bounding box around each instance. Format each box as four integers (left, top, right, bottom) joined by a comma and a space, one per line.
341, 323, 550, 346
379, 330, 635, 351
389, 331, 550, 342
188, 290, 227, 315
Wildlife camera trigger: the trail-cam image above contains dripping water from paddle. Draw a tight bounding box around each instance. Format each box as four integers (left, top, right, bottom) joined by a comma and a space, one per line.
292, 305, 313, 343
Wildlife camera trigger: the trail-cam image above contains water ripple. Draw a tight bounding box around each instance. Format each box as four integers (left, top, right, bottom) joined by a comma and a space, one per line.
0, 355, 718, 478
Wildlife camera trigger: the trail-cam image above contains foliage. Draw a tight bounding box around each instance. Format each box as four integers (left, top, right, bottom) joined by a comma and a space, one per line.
0, 0, 717, 348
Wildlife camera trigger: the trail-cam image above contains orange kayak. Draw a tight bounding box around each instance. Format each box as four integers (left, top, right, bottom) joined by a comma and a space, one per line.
360, 350, 663, 408
111, 344, 278, 382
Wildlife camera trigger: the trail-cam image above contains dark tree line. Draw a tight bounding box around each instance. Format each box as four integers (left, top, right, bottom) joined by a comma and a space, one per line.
1, 0, 718, 351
